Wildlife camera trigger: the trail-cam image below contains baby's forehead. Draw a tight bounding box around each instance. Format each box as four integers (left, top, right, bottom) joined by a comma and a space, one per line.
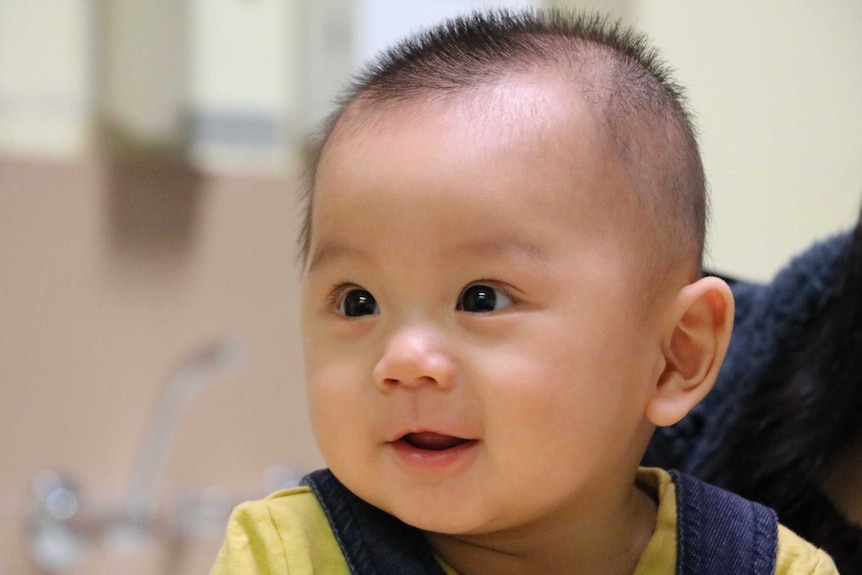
314, 89, 635, 229
314, 76, 628, 222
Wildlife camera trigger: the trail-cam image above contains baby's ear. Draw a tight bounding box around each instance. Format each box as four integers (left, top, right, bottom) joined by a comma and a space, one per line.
645, 276, 734, 427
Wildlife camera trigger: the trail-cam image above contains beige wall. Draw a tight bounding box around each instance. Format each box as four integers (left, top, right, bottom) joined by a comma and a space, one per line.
0, 159, 321, 574
553, 0, 862, 281
629, 0, 862, 280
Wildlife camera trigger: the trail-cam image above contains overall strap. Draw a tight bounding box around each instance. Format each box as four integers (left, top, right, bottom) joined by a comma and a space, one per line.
671, 470, 778, 575
302, 469, 447, 575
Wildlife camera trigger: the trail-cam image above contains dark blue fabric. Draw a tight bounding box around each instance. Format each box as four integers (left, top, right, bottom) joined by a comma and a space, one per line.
302, 469, 447, 575
671, 471, 777, 575
304, 468, 778, 574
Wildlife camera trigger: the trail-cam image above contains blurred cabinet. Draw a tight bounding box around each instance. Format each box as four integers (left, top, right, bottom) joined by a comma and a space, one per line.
0, 0, 93, 158
188, 0, 299, 173
0, 0, 301, 174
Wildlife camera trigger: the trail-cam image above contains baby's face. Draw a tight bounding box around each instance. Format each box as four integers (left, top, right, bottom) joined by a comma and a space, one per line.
301, 76, 667, 536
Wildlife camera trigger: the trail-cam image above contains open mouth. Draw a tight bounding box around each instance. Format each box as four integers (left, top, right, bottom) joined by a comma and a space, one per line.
400, 432, 473, 451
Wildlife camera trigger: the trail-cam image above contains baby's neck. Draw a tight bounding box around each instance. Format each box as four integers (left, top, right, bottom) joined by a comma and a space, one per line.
425, 485, 657, 575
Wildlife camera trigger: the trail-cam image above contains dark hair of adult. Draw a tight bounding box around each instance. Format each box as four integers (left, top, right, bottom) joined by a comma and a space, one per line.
298, 8, 706, 285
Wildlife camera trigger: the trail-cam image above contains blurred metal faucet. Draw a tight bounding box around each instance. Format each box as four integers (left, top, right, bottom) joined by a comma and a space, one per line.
27, 337, 248, 572
126, 337, 247, 516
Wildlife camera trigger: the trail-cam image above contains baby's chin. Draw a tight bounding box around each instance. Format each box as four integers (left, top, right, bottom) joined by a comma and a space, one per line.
400, 512, 477, 535
332, 464, 507, 535
370, 495, 504, 537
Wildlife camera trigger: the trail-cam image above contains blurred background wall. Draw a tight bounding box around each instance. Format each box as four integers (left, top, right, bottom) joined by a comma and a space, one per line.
1, 0, 860, 573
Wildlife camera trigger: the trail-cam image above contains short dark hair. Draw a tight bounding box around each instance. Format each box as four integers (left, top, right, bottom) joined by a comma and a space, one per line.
299, 8, 706, 282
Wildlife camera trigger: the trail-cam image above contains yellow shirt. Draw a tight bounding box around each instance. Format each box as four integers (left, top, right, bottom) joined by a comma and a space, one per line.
211, 468, 837, 574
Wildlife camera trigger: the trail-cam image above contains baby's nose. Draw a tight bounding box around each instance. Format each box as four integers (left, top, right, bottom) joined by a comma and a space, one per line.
372, 326, 455, 391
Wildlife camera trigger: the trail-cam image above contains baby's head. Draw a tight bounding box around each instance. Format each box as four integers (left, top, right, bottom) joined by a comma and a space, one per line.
299, 9, 732, 540
300, 10, 706, 290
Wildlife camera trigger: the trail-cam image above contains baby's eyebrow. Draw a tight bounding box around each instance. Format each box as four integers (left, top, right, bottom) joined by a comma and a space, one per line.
306, 237, 548, 273
306, 242, 367, 274
445, 238, 549, 264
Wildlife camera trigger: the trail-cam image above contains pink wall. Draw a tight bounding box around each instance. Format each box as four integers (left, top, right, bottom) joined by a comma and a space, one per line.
0, 158, 323, 574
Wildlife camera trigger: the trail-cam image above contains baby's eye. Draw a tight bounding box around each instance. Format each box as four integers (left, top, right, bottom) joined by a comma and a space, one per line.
457, 283, 514, 313
338, 288, 379, 317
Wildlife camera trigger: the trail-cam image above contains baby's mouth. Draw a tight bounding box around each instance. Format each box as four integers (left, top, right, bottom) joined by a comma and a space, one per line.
400, 432, 473, 451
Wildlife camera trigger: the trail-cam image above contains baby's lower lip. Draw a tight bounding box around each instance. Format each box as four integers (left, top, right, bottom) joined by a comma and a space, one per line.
391, 433, 478, 469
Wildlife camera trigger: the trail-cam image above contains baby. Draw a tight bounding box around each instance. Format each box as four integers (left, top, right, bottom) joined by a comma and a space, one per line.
213, 9, 837, 575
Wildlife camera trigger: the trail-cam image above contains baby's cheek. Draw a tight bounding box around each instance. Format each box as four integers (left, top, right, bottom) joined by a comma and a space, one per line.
306, 367, 367, 431
307, 385, 351, 460
306, 374, 345, 419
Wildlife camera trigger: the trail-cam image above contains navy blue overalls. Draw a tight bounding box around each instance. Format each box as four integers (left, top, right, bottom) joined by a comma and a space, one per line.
302, 469, 778, 575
